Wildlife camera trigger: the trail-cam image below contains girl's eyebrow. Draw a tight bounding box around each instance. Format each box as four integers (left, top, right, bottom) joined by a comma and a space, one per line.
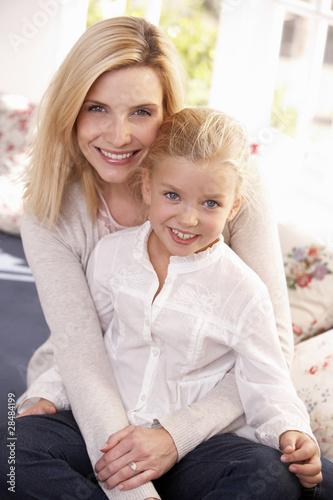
160, 182, 179, 191
203, 191, 228, 199
160, 182, 227, 199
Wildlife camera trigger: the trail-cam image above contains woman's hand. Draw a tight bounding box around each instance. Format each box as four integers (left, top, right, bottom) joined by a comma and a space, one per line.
280, 431, 322, 488
95, 425, 178, 491
16, 398, 57, 418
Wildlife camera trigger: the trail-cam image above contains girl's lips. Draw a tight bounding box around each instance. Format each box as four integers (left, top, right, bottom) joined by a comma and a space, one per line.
168, 227, 199, 245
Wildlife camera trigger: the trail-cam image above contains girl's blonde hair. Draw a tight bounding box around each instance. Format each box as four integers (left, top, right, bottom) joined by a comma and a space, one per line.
141, 107, 252, 202
23, 16, 185, 225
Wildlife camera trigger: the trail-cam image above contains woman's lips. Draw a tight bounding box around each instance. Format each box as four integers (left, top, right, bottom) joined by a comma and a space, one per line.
99, 148, 135, 160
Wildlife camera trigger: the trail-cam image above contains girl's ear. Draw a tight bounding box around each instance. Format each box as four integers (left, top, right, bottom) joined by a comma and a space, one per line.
142, 169, 151, 205
227, 197, 243, 221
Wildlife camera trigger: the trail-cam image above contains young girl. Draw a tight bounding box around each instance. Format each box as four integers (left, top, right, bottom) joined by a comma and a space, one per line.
72, 107, 324, 498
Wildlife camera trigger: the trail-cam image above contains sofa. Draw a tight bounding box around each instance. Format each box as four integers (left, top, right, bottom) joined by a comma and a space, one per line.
0, 93, 332, 462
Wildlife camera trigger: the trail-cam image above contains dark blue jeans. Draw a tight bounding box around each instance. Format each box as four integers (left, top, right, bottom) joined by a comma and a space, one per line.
0, 411, 332, 499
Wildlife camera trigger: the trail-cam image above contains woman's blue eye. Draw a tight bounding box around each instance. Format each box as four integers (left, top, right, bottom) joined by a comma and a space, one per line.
205, 200, 219, 208
134, 109, 151, 116
166, 192, 179, 200
88, 105, 105, 113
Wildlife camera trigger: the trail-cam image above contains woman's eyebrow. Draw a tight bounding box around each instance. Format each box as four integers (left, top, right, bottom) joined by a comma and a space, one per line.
83, 99, 106, 105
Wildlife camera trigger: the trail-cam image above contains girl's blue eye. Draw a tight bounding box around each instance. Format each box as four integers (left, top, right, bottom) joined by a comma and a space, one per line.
204, 200, 219, 208
166, 192, 179, 200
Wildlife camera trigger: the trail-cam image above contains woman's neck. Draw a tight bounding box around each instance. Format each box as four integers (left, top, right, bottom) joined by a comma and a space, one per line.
101, 183, 147, 228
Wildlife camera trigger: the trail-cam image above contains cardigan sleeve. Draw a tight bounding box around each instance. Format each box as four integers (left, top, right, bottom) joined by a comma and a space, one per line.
223, 162, 294, 368
20, 183, 160, 500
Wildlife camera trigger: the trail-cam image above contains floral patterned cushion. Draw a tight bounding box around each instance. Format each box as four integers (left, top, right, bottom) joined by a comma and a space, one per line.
291, 329, 333, 461
279, 223, 333, 344
0, 94, 35, 235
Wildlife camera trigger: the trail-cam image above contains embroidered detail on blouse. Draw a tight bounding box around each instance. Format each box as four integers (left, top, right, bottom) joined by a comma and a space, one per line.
175, 283, 220, 314
108, 264, 146, 288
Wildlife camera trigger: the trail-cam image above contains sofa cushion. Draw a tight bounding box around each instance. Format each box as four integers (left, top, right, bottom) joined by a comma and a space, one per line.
0, 94, 35, 235
291, 329, 333, 461
279, 223, 333, 344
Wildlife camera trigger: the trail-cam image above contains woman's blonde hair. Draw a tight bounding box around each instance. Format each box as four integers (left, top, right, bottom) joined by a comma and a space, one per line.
23, 16, 185, 225
141, 107, 252, 202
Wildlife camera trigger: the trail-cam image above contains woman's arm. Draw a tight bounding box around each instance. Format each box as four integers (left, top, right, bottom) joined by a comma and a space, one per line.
20, 183, 161, 500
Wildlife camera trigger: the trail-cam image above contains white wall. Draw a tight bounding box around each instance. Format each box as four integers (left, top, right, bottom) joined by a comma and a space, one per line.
210, 0, 333, 244
210, 0, 284, 137
0, 0, 89, 104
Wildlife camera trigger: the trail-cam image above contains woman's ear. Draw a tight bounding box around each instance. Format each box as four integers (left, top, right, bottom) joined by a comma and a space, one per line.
141, 169, 151, 205
227, 196, 243, 221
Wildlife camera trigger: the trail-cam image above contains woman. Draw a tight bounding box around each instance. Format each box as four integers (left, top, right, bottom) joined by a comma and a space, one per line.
0, 16, 298, 500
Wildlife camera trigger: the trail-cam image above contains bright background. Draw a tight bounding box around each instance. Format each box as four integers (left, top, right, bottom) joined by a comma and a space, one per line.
1, 0, 332, 243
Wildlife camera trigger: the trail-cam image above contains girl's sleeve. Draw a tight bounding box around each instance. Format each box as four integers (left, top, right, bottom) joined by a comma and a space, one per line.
20, 213, 160, 500
234, 290, 316, 450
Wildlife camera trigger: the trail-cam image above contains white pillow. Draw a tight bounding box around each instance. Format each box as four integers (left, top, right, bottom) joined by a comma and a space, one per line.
291, 329, 333, 461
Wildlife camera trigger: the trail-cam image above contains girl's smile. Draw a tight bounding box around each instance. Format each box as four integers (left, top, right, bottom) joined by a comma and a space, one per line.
169, 227, 199, 245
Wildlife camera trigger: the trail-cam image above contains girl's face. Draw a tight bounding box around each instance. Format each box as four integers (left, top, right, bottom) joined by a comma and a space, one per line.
142, 158, 242, 259
77, 67, 164, 187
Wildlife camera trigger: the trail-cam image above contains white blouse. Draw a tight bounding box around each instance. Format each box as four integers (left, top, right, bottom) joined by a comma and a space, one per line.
86, 221, 315, 450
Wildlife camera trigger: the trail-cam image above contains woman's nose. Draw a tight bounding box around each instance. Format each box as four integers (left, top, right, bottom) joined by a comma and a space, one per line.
104, 117, 131, 147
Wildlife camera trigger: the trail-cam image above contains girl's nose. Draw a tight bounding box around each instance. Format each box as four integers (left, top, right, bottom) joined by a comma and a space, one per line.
177, 206, 199, 227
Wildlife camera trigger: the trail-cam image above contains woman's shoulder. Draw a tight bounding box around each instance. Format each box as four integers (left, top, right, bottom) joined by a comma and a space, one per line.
61, 179, 89, 217
21, 179, 98, 268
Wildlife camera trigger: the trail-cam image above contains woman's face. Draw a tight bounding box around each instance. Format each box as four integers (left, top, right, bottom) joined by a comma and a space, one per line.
77, 67, 164, 187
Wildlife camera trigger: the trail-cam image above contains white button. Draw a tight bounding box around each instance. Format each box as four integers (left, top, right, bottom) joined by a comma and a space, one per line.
141, 395, 147, 402
152, 349, 159, 357
145, 319, 150, 326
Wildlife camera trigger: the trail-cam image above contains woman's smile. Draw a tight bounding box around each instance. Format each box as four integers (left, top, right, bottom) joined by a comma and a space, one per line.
96, 146, 140, 164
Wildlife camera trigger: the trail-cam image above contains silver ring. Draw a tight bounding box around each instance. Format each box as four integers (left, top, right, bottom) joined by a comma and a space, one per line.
128, 461, 140, 476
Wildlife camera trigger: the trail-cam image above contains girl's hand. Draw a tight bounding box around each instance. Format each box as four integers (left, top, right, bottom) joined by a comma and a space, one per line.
280, 430, 322, 488
96, 425, 177, 491
16, 398, 57, 418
